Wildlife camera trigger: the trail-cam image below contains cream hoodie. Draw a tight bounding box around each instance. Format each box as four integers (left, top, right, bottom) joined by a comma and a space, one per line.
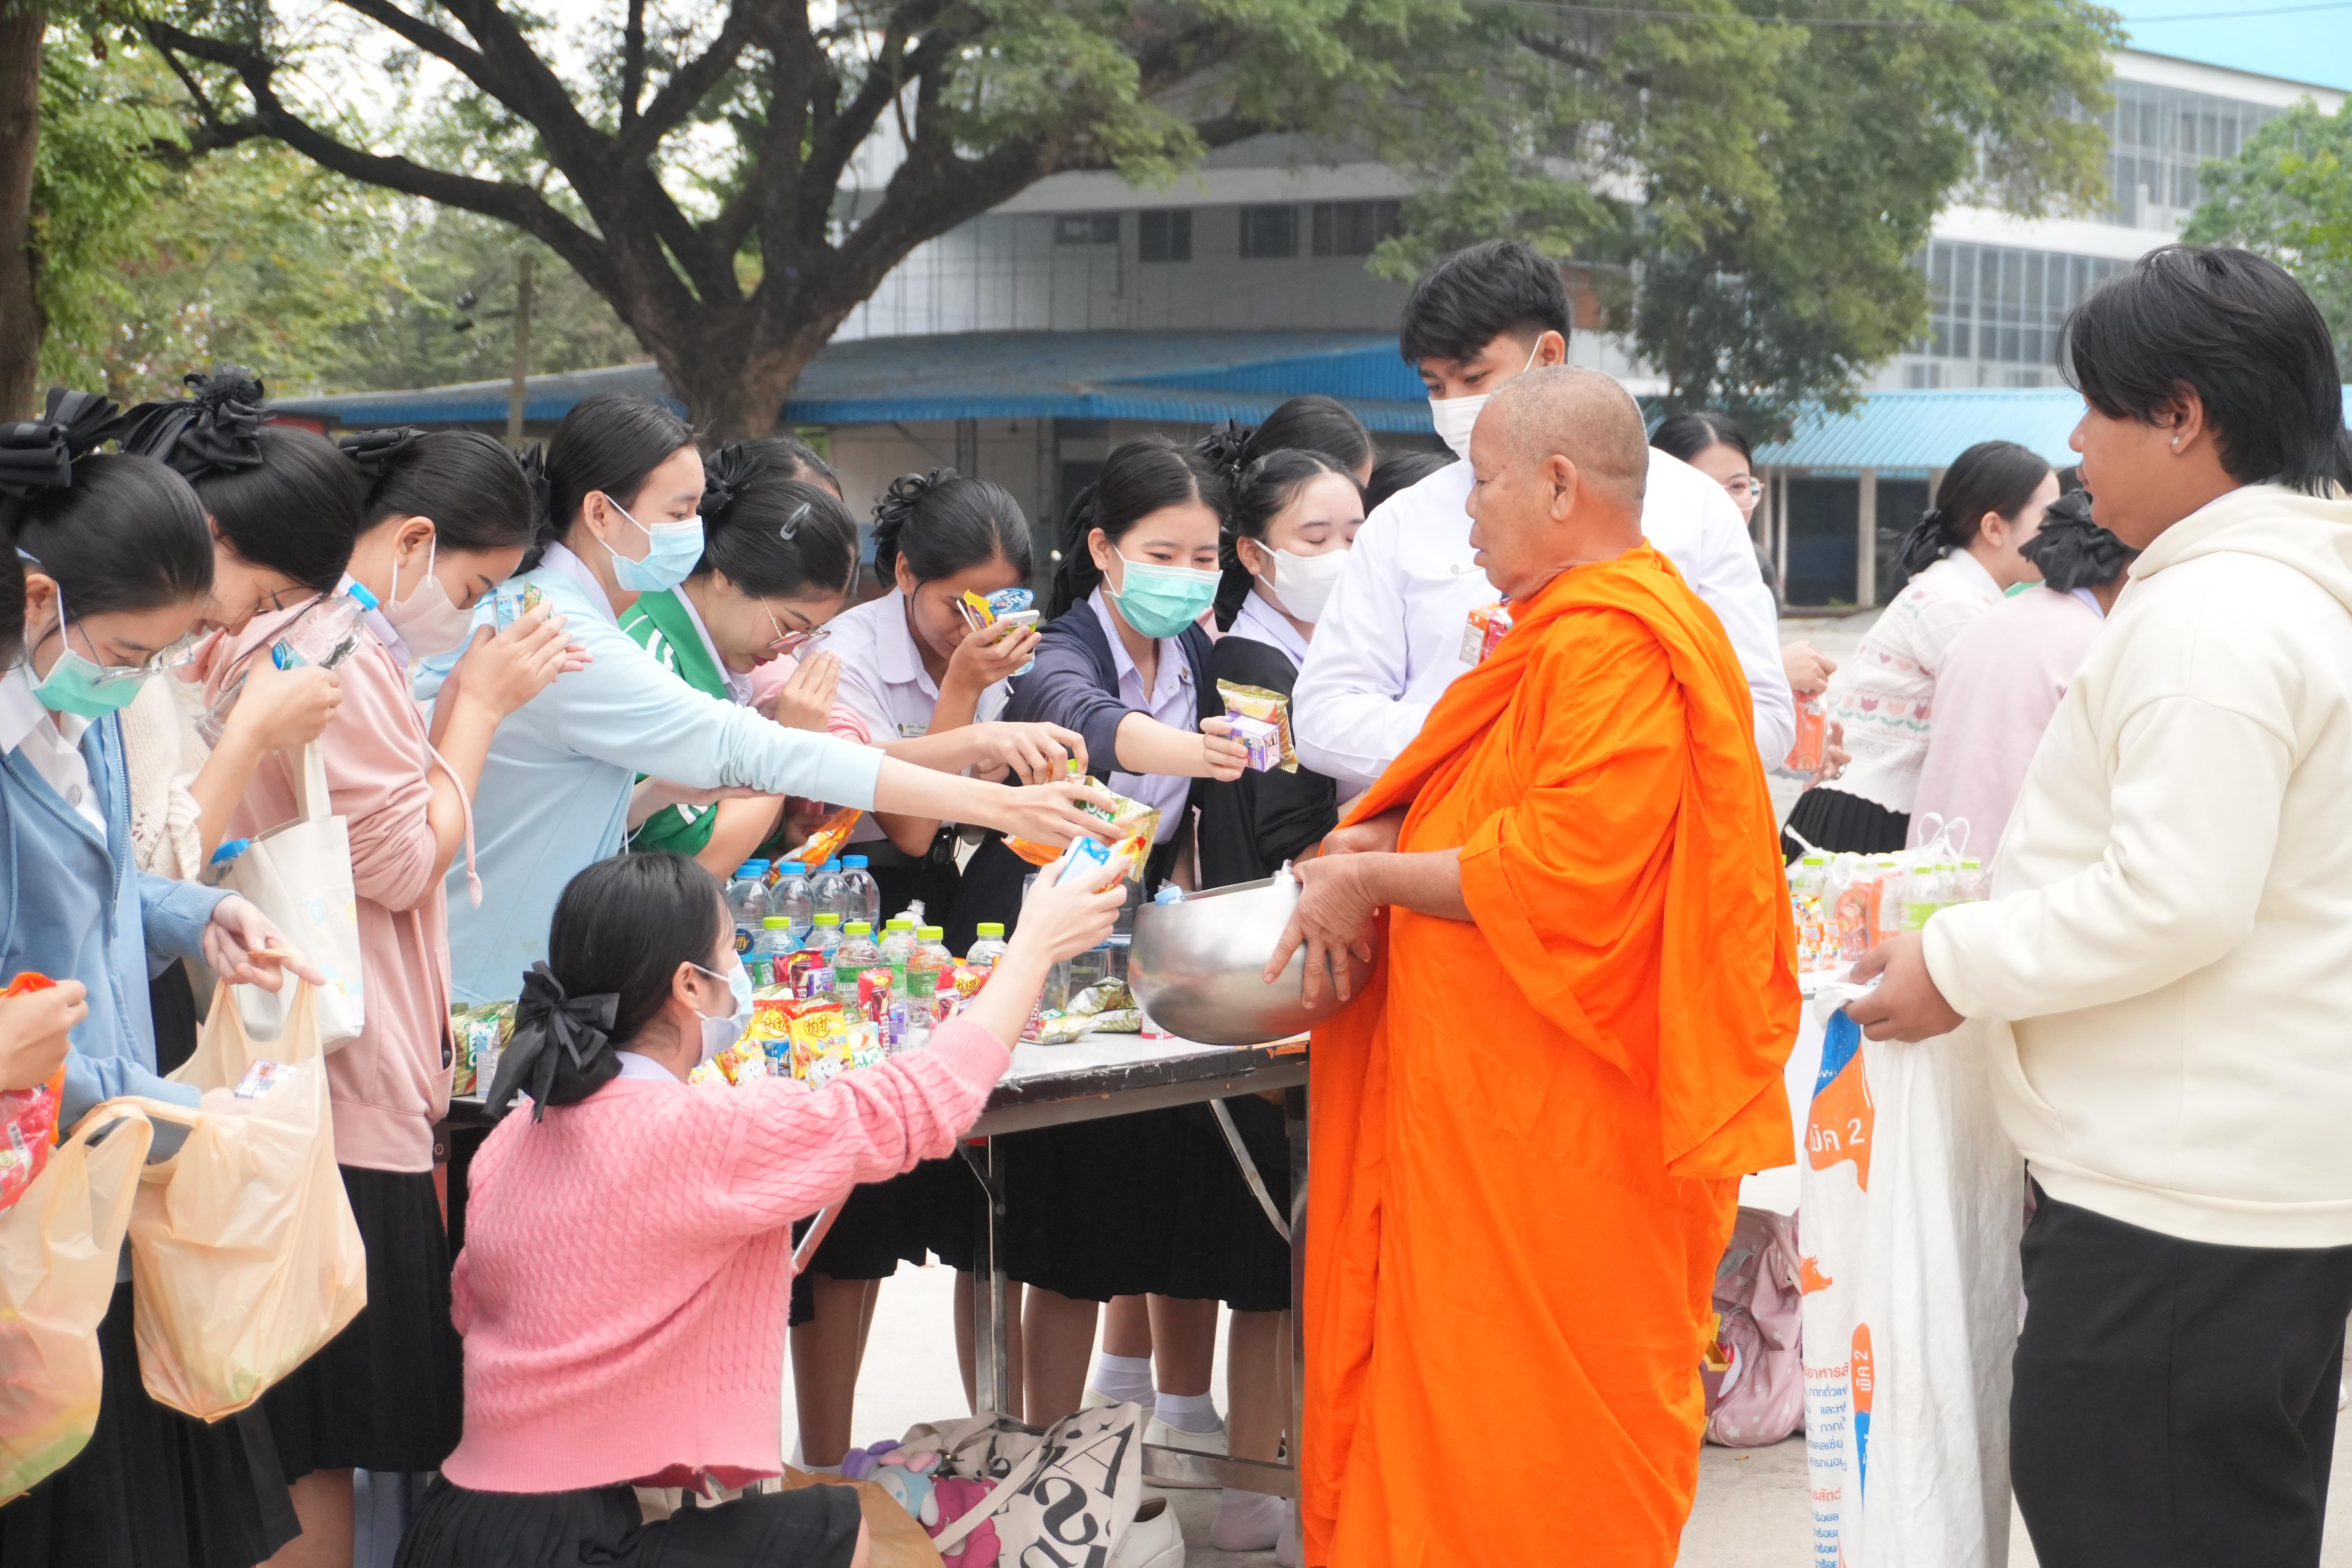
1923, 483, 2352, 1248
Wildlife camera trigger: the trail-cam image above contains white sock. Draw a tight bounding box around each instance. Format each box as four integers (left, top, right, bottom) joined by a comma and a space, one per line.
1155, 1390, 1222, 1433
1212, 1489, 1285, 1552
1091, 1351, 1157, 1411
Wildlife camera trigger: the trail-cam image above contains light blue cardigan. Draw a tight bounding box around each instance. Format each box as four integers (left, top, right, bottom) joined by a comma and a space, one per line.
0, 709, 224, 1127
428, 549, 885, 1004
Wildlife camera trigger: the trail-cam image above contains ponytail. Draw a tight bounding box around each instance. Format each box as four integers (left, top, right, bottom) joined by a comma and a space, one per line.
1902, 439, 2054, 581
343, 427, 542, 556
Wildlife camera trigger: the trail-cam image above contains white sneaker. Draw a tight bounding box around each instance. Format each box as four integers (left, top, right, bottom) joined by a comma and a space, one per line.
1143, 1414, 1227, 1486
1109, 1495, 1186, 1568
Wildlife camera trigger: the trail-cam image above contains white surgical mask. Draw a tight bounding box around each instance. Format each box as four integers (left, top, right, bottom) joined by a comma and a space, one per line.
1427, 340, 1544, 461
691, 960, 755, 1063
1255, 546, 1350, 624
382, 537, 477, 659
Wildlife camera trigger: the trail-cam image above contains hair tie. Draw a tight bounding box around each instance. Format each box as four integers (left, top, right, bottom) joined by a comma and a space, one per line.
0, 388, 122, 529
1197, 420, 1249, 483
114, 367, 266, 480
700, 441, 764, 521
338, 426, 425, 485
484, 962, 621, 1122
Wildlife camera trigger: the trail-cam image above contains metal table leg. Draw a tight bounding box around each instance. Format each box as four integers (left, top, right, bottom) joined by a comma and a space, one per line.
958, 1137, 1013, 1417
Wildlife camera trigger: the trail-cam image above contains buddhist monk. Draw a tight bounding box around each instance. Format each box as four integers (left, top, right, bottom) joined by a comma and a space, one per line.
1265, 366, 1800, 1566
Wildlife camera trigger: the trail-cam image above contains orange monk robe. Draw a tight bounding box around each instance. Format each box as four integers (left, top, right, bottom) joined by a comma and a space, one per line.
1301, 542, 1799, 1567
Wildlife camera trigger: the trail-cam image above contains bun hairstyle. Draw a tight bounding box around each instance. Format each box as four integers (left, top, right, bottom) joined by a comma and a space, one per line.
2018, 489, 2137, 594
342, 427, 543, 556
870, 467, 1031, 590
1048, 435, 1234, 619
697, 438, 862, 600
1214, 449, 1355, 631
487, 850, 725, 1121
1363, 448, 1452, 514
1897, 439, 2053, 579
541, 393, 697, 568
1241, 395, 1372, 475
115, 366, 360, 595
0, 388, 213, 622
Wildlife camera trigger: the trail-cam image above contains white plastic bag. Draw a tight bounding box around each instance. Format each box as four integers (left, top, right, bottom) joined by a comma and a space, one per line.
1799, 993, 2023, 1568
221, 741, 365, 1046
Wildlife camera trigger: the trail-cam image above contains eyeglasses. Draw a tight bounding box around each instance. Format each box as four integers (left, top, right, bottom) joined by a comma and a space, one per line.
1722, 478, 1765, 501
762, 600, 830, 658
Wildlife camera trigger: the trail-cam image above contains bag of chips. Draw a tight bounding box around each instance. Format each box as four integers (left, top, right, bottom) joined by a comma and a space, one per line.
1004, 771, 1157, 882
0, 974, 66, 1215
786, 806, 865, 869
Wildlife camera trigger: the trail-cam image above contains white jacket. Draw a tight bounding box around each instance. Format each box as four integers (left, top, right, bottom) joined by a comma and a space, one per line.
1924, 484, 2352, 1247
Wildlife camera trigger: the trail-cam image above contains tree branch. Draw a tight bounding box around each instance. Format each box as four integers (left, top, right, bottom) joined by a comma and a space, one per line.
331, 0, 500, 96
620, 0, 646, 126
613, 0, 756, 165
432, 0, 611, 180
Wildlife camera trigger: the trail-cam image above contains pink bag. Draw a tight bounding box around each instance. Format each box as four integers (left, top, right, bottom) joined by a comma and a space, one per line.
1702, 1206, 1807, 1446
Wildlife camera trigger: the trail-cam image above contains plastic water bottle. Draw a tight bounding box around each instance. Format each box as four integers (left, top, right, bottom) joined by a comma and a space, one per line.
879, 918, 918, 983
966, 923, 1010, 968
769, 861, 813, 946
724, 861, 771, 957
810, 859, 850, 924
198, 582, 379, 746
840, 854, 884, 930
796, 913, 844, 996
753, 916, 794, 986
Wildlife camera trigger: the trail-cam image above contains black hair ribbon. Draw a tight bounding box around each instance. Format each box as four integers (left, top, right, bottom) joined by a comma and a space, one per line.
485, 962, 622, 1121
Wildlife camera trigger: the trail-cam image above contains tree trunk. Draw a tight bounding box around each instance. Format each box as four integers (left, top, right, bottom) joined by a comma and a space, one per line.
662, 323, 834, 444
0, 4, 46, 422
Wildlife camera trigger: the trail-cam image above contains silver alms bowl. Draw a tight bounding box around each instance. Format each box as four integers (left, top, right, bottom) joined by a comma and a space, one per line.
1128, 872, 1371, 1046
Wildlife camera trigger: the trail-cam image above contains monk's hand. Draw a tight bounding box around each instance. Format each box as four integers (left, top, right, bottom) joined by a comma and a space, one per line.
1264, 855, 1381, 1006
1318, 807, 1405, 859
1843, 931, 1965, 1042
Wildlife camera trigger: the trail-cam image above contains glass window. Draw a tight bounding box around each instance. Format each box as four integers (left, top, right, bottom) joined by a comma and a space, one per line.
1915, 241, 2120, 367
1138, 209, 1191, 264
1240, 205, 1299, 259
1784, 479, 1859, 608
1055, 213, 1120, 246
1310, 199, 1402, 257
2098, 81, 2279, 229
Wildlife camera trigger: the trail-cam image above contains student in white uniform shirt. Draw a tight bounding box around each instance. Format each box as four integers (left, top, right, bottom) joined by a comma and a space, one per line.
1292, 240, 1794, 791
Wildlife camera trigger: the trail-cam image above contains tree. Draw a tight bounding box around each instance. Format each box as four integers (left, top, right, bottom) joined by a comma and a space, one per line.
141, 0, 2120, 438
2185, 98, 2352, 364
3, 0, 54, 419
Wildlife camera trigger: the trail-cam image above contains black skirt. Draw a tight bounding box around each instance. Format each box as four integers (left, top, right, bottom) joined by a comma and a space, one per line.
149, 961, 201, 1077
1783, 785, 1911, 860
0, 1282, 301, 1568
1150, 1097, 1292, 1313
260, 1165, 463, 1479
395, 1476, 862, 1568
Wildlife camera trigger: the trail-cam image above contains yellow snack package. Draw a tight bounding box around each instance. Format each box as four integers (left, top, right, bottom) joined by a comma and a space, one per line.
1004, 767, 1157, 881
1216, 680, 1299, 773
785, 806, 864, 869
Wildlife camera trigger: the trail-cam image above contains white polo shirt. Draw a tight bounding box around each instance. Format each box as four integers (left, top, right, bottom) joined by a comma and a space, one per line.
1087, 588, 1194, 845
826, 588, 1010, 841
1291, 449, 1794, 792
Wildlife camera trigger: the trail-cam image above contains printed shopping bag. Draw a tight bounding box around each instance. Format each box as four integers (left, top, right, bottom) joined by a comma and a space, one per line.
120, 980, 367, 1419
901, 1400, 1149, 1564
1703, 1205, 1807, 1447
220, 741, 365, 1046
0, 1103, 154, 1500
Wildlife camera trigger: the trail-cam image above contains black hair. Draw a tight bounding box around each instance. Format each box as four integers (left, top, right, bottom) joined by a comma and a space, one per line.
1897, 440, 2053, 579
1242, 396, 1373, 475
873, 467, 1032, 589
1362, 449, 1453, 514
1214, 449, 1356, 631
697, 439, 861, 600
544, 393, 697, 557
1399, 239, 1571, 368
549, 851, 726, 1049
1650, 409, 1753, 466
765, 435, 841, 498
0, 545, 21, 667
0, 386, 212, 626
1049, 436, 1233, 619
343, 428, 540, 556
115, 366, 360, 594
2019, 490, 2135, 594
2065, 245, 2352, 496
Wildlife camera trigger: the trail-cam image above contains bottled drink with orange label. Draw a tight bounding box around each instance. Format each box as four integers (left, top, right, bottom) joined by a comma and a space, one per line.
1786, 691, 1827, 775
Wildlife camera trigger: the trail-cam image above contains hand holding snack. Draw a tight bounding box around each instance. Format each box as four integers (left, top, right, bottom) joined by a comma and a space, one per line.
1012, 838, 1134, 964
969, 720, 1086, 784
227, 657, 343, 754
449, 607, 578, 721
1197, 717, 1250, 782
996, 778, 1125, 857
945, 614, 1042, 693
0, 975, 83, 1093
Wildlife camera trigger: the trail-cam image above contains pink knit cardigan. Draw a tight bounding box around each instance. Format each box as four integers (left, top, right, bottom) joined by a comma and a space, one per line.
440, 1019, 1010, 1494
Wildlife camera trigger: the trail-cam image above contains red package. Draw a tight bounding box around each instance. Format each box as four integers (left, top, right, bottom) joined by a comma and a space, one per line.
0, 973, 67, 1215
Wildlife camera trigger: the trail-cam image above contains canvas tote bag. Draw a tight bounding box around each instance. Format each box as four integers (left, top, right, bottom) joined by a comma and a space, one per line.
119, 980, 367, 1419
0, 1103, 153, 1500
906, 1400, 1149, 1562
221, 741, 365, 1046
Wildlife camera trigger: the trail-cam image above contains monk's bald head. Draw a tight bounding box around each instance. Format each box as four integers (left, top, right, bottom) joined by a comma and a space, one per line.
1464, 367, 1650, 598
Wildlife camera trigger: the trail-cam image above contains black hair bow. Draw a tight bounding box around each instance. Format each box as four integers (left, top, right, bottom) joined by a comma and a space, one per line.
1197, 419, 1250, 482
338, 426, 425, 485
0, 387, 123, 526
700, 440, 762, 521
484, 962, 622, 1122
114, 367, 267, 479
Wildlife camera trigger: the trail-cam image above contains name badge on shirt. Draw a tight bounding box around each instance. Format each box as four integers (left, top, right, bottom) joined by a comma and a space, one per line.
898, 722, 929, 739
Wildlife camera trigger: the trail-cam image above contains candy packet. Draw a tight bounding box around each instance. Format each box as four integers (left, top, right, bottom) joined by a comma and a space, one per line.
785, 806, 864, 869
0, 973, 65, 1214
1216, 681, 1299, 773
1225, 714, 1283, 773
957, 587, 1038, 675
492, 580, 545, 629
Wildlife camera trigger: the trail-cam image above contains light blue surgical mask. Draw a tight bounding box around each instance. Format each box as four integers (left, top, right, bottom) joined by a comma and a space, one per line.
1107, 552, 1220, 639
603, 496, 705, 594
27, 596, 159, 718
691, 959, 755, 1063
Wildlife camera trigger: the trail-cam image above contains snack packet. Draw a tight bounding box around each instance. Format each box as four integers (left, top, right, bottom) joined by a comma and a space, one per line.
1005, 769, 1158, 880
1225, 714, 1283, 773
1217, 681, 1299, 773
0, 973, 65, 1214
786, 806, 864, 869
1459, 600, 1512, 666
956, 587, 1038, 675
492, 580, 545, 629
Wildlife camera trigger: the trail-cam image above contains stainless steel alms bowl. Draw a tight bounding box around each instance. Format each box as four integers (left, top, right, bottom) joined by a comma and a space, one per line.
1129, 873, 1372, 1046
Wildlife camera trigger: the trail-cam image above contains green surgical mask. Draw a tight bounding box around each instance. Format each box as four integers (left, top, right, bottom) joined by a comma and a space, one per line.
28, 598, 156, 718
1107, 552, 1220, 639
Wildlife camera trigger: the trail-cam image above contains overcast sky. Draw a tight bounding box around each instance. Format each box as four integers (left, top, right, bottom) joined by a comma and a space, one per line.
2116, 0, 2352, 92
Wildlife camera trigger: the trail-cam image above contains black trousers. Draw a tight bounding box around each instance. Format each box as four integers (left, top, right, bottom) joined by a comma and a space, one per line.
2012, 1182, 2352, 1568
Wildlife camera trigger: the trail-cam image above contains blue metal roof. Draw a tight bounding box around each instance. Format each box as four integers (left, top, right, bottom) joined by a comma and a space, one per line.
1754, 389, 2091, 477
269, 331, 1437, 434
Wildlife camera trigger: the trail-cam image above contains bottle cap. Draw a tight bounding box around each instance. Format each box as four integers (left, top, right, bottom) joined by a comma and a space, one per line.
845, 922, 873, 937
919, 926, 944, 940
1961, 858, 1982, 869
887, 917, 913, 930
778, 862, 806, 876
814, 913, 840, 926
210, 837, 251, 866
343, 580, 380, 611
1065, 758, 1084, 778
976, 923, 1005, 938
843, 855, 869, 869
738, 860, 770, 877
824, 860, 842, 873
763, 916, 792, 928
1801, 854, 1826, 866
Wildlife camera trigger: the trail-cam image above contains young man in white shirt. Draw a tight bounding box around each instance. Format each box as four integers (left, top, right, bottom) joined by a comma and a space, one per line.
1292, 239, 1792, 790
1851, 245, 2352, 1567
